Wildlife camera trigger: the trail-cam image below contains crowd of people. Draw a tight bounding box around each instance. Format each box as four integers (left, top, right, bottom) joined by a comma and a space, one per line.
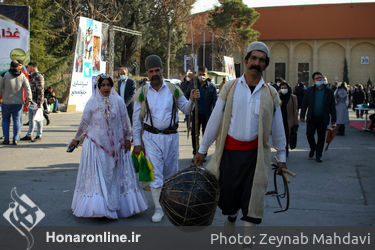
1, 41, 374, 232
0, 60, 59, 145
63, 42, 287, 238
66, 41, 373, 228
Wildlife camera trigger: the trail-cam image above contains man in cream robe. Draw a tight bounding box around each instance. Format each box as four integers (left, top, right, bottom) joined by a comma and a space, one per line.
194, 41, 287, 229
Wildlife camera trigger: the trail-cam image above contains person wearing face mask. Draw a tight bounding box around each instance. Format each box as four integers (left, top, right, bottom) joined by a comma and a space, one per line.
181, 70, 193, 97
117, 67, 135, 124
180, 71, 194, 123
279, 82, 298, 157
272, 78, 283, 91
185, 66, 217, 158
300, 72, 336, 163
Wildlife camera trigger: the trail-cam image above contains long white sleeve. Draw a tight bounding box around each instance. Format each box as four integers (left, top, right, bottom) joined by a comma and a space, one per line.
176, 95, 194, 115
271, 106, 287, 162
198, 98, 225, 154
132, 100, 143, 146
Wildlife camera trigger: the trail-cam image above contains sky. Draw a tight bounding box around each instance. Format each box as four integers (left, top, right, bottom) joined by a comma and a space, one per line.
192, 0, 375, 14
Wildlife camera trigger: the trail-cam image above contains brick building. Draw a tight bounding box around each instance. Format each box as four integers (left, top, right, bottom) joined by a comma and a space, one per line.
186, 3, 375, 86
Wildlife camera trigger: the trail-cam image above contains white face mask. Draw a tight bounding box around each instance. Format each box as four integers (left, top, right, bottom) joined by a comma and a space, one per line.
186, 77, 191, 82
198, 76, 206, 82
280, 89, 288, 95
120, 75, 127, 81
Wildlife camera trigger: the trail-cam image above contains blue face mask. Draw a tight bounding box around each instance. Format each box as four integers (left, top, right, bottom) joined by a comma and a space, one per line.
120, 75, 127, 81
315, 80, 324, 86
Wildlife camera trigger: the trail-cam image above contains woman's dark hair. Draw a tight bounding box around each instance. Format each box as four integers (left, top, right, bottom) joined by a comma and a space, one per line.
97, 74, 114, 88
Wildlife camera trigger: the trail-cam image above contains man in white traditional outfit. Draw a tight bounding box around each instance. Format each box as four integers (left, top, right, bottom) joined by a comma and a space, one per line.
133, 55, 200, 223
194, 41, 287, 232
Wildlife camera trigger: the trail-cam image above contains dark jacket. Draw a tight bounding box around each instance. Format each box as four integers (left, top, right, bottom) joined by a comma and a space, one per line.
300, 85, 336, 125
352, 88, 365, 106
293, 84, 306, 109
117, 78, 136, 120
180, 79, 192, 97
186, 78, 217, 118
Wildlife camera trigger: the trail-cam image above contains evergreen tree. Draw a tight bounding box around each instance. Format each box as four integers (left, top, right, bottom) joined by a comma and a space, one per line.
208, 0, 259, 69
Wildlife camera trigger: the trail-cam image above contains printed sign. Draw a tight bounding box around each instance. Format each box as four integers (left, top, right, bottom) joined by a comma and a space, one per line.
68, 16, 108, 111
0, 4, 30, 74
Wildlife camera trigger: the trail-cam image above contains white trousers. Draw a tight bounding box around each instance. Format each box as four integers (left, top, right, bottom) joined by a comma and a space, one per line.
142, 131, 179, 188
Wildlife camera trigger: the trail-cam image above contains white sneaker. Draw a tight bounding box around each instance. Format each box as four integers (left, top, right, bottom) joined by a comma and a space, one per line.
152, 208, 164, 223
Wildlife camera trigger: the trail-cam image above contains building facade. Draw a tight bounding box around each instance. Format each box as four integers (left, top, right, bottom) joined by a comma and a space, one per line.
187, 3, 375, 86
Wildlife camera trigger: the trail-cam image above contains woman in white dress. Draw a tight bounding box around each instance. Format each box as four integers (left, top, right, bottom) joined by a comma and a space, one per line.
69, 73, 147, 219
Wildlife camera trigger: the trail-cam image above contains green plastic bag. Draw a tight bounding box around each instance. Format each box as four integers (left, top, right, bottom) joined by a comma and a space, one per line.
134, 151, 154, 182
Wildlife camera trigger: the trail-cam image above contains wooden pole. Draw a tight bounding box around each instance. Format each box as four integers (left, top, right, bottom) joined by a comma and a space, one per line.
193, 78, 199, 152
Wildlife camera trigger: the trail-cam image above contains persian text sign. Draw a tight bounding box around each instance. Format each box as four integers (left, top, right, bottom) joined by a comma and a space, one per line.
0, 4, 29, 74
68, 16, 108, 111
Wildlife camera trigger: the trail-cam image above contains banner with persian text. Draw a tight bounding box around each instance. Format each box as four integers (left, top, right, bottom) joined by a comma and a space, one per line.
68, 16, 108, 111
0, 4, 29, 74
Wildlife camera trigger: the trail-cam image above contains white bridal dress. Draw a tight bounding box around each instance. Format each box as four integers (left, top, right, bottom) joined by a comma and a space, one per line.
71, 83, 147, 219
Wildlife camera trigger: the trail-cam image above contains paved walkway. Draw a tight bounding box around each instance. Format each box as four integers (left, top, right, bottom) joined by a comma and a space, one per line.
0, 110, 374, 227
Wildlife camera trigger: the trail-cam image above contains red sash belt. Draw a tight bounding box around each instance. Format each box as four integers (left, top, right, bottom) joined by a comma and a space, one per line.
224, 135, 258, 151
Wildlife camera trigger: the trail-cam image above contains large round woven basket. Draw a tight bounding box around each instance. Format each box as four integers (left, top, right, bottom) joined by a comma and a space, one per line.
160, 166, 219, 227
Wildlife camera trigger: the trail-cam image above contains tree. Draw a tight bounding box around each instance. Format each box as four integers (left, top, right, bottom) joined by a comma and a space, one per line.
150, 0, 195, 78
208, 0, 259, 70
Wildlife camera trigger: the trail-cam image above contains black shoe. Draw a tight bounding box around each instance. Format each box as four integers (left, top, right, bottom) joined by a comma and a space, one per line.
32, 136, 42, 142
23, 121, 29, 126
2, 139, 10, 145
315, 157, 322, 163
46, 118, 50, 126
309, 150, 314, 158
20, 135, 32, 141
12, 140, 18, 146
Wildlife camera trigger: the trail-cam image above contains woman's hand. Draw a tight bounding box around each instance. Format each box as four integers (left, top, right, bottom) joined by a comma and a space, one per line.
125, 140, 131, 152
69, 139, 79, 148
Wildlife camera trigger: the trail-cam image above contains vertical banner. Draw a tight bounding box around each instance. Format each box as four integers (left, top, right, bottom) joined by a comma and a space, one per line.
68, 17, 108, 111
0, 4, 30, 74
184, 54, 197, 73
223, 56, 236, 81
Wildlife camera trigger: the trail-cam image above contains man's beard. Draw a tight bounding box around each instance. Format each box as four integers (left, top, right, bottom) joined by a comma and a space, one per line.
150, 75, 162, 87
9, 68, 21, 77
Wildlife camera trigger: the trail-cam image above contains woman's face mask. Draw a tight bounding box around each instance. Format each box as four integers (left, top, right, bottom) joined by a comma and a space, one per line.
280, 89, 288, 95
